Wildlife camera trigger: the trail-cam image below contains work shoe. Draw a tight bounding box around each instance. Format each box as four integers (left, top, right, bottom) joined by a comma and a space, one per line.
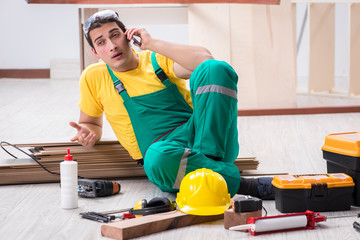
257, 177, 275, 200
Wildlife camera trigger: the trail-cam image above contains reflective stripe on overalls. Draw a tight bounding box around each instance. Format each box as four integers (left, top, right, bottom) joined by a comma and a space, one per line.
107, 52, 241, 197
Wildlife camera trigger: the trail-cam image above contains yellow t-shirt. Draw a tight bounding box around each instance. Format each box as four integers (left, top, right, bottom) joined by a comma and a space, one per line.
78, 50, 193, 160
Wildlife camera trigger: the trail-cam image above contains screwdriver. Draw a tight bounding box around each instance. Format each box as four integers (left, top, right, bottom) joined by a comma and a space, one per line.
98, 207, 133, 215
80, 210, 135, 223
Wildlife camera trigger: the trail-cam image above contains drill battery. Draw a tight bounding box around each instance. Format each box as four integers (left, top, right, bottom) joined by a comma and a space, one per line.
78, 179, 121, 198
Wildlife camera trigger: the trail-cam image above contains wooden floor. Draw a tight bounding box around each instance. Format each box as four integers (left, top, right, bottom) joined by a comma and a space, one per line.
1, 78, 360, 240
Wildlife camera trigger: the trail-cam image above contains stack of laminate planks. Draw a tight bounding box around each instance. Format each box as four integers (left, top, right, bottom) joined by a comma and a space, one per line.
0, 141, 258, 185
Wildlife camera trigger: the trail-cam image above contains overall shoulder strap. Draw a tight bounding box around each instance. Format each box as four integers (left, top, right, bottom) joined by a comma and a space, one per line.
151, 52, 171, 86
106, 64, 130, 100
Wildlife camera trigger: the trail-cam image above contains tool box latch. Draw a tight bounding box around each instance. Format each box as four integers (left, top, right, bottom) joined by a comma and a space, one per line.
310, 183, 328, 201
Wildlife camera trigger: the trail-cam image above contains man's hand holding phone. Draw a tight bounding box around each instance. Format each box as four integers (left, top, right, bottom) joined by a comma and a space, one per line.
125, 28, 152, 50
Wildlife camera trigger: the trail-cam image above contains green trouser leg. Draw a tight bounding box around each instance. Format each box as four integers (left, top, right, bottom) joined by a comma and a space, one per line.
190, 59, 239, 162
143, 60, 240, 197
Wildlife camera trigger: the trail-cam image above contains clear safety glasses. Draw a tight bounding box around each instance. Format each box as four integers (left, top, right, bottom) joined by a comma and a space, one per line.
83, 10, 120, 38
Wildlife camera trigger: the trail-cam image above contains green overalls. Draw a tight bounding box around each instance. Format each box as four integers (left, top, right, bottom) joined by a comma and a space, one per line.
107, 52, 241, 196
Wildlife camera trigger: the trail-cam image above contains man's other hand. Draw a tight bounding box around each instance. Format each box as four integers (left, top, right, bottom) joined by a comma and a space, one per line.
69, 121, 97, 147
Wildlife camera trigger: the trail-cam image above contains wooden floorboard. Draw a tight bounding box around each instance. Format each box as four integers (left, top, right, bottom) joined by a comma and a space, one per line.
1, 78, 360, 239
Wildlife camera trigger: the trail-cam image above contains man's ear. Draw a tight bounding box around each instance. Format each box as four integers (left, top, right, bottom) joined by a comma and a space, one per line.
91, 48, 101, 59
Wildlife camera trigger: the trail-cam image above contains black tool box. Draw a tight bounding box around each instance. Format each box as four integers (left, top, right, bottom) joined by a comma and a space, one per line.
272, 174, 354, 213
322, 132, 360, 206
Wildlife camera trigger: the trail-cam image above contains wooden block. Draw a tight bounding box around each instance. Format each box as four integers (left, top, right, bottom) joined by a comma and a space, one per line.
223, 209, 262, 230
309, 3, 335, 93
349, 3, 360, 96
229, 1, 297, 109
188, 4, 231, 63
101, 210, 224, 240
250, 0, 297, 108
229, 4, 258, 109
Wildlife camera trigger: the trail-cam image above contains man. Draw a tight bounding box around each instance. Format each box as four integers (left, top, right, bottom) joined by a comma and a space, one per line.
70, 10, 274, 199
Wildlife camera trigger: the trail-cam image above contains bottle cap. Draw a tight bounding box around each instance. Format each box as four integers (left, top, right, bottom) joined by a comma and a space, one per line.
64, 148, 73, 161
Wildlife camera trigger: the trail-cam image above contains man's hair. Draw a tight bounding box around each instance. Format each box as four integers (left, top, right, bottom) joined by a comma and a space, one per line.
85, 17, 126, 49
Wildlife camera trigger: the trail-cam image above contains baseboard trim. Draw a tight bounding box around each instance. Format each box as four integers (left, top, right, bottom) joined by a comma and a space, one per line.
238, 106, 360, 116
0, 69, 50, 79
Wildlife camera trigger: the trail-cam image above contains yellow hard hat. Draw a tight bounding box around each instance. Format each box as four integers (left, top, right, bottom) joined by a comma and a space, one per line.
176, 168, 231, 216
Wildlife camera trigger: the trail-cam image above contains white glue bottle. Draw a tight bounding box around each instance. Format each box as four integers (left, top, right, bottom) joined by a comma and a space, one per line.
60, 148, 78, 209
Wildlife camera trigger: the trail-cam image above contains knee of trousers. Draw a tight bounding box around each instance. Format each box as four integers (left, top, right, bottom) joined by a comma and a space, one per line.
143, 141, 185, 192
191, 59, 239, 91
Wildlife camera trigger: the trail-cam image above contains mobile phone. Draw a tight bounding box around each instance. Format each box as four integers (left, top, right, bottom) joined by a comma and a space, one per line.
132, 36, 142, 47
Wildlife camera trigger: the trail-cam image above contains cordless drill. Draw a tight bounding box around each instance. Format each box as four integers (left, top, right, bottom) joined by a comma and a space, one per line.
78, 179, 121, 198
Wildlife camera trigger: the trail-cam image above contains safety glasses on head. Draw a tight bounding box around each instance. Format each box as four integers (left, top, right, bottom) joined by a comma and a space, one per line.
83, 10, 120, 38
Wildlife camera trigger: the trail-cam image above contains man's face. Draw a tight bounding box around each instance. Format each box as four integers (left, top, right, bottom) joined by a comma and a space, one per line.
89, 22, 133, 72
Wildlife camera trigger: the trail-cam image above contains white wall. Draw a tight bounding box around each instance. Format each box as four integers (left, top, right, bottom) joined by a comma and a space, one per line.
0, 0, 80, 69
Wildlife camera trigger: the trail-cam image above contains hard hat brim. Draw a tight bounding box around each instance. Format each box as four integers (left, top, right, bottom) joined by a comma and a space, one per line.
178, 204, 230, 216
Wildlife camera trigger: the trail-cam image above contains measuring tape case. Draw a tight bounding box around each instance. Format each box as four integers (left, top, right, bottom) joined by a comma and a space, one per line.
272, 174, 354, 213
322, 132, 360, 206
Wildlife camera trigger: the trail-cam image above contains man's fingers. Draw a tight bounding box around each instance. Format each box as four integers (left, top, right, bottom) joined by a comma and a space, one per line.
82, 133, 90, 146
69, 123, 96, 147
87, 133, 96, 147
81, 133, 96, 147
125, 28, 135, 40
78, 133, 86, 144
70, 136, 79, 142
69, 121, 82, 131
126, 28, 143, 40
